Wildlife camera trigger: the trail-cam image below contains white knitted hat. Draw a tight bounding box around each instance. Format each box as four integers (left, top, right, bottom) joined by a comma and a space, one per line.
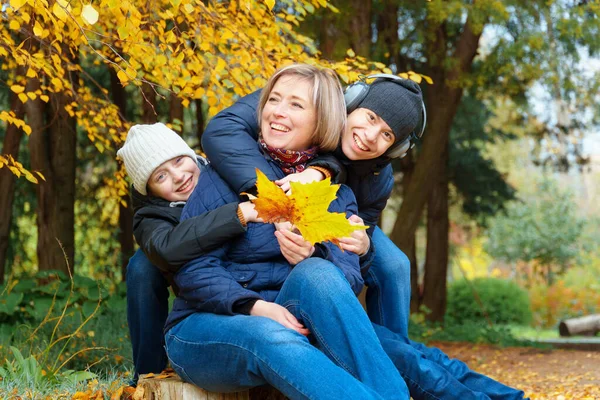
117, 123, 197, 195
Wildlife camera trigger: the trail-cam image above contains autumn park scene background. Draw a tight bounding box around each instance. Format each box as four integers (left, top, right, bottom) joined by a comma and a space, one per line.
1, 0, 600, 398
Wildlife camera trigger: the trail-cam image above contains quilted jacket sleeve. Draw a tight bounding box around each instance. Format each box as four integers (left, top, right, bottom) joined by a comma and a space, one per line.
201, 90, 278, 193
174, 248, 263, 315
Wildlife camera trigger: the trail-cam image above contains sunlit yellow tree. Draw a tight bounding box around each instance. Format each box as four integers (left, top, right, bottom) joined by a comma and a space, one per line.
0, 0, 407, 276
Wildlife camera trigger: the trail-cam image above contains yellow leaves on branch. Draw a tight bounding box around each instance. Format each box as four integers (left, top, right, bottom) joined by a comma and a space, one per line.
0, 154, 45, 183
251, 169, 368, 247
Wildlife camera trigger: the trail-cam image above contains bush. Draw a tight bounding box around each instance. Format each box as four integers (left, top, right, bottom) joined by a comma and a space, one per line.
446, 278, 532, 325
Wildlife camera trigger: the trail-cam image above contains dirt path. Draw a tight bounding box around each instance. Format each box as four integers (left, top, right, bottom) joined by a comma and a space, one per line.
433, 341, 600, 400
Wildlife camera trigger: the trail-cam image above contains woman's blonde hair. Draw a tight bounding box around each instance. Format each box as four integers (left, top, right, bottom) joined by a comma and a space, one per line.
257, 64, 346, 152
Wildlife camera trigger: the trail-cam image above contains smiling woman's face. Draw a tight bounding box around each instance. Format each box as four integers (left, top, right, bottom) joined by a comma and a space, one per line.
260, 75, 317, 152
340, 108, 395, 160
147, 156, 200, 201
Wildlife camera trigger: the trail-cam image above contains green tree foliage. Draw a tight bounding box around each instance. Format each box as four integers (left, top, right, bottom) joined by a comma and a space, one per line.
485, 178, 585, 274
449, 94, 517, 225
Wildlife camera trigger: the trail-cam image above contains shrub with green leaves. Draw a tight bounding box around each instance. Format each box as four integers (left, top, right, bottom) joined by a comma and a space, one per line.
446, 278, 532, 325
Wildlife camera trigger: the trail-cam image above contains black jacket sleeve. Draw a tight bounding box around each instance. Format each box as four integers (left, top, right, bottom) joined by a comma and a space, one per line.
133, 202, 247, 273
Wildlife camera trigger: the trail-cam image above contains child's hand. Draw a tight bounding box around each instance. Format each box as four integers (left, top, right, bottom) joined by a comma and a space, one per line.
239, 201, 263, 223
275, 168, 325, 194
275, 228, 315, 265
339, 215, 370, 256
250, 300, 310, 336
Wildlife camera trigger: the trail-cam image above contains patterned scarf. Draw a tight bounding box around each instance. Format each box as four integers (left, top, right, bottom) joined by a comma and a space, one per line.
259, 139, 319, 174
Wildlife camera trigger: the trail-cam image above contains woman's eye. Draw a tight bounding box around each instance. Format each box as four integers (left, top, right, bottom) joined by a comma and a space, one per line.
268, 96, 279, 102
292, 102, 304, 109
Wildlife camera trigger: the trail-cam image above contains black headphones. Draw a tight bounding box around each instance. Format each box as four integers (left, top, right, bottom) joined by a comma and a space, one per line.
344, 74, 427, 159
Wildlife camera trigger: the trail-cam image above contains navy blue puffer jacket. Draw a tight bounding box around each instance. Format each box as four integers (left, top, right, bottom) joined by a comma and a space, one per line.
201, 91, 394, 238
165, 159, 363, 332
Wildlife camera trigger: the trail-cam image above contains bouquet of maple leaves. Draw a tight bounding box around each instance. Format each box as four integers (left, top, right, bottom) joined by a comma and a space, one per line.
249, 169, 368, 248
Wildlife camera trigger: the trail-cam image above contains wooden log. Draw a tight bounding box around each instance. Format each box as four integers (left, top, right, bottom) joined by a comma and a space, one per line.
136, 370, 249, 400
135, 370, 286, 400
558, 314, 600, 337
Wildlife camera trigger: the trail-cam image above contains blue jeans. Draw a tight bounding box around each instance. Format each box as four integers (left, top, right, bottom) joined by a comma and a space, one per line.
373, 324, 527, 400
126, 249, 170, 381
165, 258, 409, 400
366, 226, 411, 337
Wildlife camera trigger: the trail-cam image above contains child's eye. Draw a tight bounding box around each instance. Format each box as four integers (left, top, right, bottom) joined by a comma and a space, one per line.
156, 173, 166, 182
175, 157, 182, 164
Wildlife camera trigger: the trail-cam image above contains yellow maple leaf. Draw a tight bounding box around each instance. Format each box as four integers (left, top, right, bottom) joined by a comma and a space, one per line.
252, 169, 368, 247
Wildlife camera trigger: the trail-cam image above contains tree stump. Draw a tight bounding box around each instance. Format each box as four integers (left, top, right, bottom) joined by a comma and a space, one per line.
136, 370, 286, 400
136, 370, 249, 400
559, 314, 600, 337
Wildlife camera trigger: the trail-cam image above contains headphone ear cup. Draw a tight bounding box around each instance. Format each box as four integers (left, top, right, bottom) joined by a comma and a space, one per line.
387, 138, 412, 159
344, 81, 369, 114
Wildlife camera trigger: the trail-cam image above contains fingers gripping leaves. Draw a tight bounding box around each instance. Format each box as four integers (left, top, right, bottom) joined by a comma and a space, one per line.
250, 169, 368, 248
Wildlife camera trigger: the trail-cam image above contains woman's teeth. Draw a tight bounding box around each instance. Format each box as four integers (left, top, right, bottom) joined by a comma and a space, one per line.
271, 123, 290, 132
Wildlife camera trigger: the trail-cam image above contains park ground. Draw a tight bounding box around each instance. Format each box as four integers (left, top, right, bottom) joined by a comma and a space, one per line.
434, 341, 600, 400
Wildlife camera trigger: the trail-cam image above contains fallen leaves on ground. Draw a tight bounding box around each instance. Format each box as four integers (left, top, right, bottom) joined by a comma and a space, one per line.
432, 341, 600, 400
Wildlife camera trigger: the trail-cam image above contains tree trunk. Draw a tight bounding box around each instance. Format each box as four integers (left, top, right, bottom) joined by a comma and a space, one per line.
111, 68, 134, 281
195, 99, 205, 151
170, 94, 184, 128
348, 0, 372, 57
421, 146, 449, 322
390, 17, 482, 253
377, 0, 401, 68
26, 77, 61, 272
142, 83, 158, 123
317, 12, 336, 59
0, 88, 25, 282
397, 154, 420, 313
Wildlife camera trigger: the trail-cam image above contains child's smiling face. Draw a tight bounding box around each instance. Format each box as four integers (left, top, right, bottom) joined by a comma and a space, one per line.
147, 156, 200, 201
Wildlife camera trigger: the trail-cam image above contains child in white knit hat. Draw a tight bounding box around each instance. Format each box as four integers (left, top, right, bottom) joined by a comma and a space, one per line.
117, 122, 259, 383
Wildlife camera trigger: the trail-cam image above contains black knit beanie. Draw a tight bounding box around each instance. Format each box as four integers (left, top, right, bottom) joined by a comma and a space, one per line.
357, 79, 423, 145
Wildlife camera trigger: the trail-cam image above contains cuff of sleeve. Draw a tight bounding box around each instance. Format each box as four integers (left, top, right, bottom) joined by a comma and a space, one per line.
308, 166, 332, 180
237, 205, 247, 227
233, 298, 259, 315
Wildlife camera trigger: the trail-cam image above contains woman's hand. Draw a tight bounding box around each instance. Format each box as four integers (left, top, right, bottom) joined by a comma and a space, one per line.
338, 215, 370, 256
275, 227, 315, 265
250, 300, 310, 336
238, 201, 263, 223
275, 168, 325, 194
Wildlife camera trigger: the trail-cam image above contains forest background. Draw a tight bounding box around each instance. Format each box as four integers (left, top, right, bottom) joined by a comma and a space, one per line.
1, 0, 600, 397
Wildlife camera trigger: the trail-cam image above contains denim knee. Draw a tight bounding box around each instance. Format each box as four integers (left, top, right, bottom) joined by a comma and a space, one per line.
290, 259, 350, 297
126, 249, 167, 294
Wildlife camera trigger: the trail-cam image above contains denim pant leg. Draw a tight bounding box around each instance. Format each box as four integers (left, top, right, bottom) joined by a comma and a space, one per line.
126, 249, 169, 381
407, 339, 527, 400
365, 227, 411, 337
276, 258, 410, 400
372, 324, 491, 400
165, 312, 385, 400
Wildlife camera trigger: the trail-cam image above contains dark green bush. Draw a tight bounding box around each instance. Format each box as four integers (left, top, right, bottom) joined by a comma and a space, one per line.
446, 278, 532, 325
